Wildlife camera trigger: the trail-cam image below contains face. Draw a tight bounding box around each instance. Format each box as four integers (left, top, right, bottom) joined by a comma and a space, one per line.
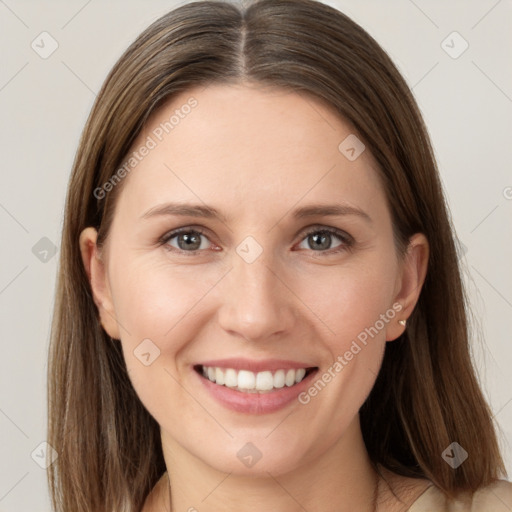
81, 82, 427, 476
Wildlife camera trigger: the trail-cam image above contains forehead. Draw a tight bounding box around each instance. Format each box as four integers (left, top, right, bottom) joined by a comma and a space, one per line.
114, 83, 387, 223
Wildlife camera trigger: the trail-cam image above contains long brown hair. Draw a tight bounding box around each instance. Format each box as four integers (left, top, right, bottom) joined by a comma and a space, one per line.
47, 0, 506, 510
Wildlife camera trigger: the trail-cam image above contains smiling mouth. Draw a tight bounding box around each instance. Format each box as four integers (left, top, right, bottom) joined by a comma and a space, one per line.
194, 365, 318, 393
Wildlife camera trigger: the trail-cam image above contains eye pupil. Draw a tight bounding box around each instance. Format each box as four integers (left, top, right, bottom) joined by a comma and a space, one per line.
178, 233, 201, 250
309, 232, 331, 250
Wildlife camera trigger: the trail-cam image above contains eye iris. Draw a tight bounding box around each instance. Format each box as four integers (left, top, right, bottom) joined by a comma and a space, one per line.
309, 232, 331, 250
178, 232, 201, 250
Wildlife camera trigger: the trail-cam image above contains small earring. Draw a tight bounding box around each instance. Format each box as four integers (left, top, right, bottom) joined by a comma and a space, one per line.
398, 319, 407, 327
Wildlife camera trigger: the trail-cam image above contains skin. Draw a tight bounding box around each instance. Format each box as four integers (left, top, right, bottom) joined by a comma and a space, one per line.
80, 82, 430, 512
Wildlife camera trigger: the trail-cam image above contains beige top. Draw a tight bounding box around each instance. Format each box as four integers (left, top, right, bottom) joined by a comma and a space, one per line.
408, 480, 512, 511
144, 472, 512, 511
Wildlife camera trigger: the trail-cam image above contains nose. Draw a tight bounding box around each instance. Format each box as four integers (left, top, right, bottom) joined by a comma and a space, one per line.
217, 248, 296, 343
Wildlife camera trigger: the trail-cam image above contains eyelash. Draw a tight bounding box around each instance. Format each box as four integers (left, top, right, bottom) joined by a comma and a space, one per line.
159, 226, 354, 257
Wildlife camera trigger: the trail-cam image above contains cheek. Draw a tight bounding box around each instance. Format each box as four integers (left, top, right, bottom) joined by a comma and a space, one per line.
108, 262, 208, 424
107, 256, 226, 402
289, 254, 397, 413
109, 254, 225, 342
292, 253, 398, 350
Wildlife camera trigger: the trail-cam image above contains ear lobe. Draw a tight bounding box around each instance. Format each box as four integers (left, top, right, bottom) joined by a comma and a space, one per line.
386, 232, 429, 342
79, 227, 120, 339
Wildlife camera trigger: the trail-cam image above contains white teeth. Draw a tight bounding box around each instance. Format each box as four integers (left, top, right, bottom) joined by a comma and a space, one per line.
295, 368, 306, 383
224, 368, 238, 388
215, 367, 225, 385
285, 369, 295, 387
273, 369, 285, 388
255, 371, 274, 391
200, 366, 310, 392
237, 370, 256, 390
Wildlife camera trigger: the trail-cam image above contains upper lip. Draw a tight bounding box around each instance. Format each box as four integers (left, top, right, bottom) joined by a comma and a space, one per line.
195, 358, 317, 373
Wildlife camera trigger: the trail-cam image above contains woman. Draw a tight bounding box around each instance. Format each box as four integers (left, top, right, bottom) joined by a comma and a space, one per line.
47, 0, 511, 511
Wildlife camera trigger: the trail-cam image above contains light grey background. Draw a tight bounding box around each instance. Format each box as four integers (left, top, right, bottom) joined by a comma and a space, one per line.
1, 0, 511, 510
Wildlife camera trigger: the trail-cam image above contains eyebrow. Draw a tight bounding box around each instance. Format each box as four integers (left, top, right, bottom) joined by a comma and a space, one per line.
140, 202, 372, 224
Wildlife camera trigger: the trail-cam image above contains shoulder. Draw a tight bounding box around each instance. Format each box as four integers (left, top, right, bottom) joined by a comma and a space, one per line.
409, 479, 512, 512
471, 480, 512, 510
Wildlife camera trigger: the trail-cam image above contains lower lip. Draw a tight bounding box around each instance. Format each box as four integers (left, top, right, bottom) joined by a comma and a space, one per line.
195, 368, 318, 414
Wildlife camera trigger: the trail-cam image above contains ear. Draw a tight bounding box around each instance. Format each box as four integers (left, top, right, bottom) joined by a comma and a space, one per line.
79, 227, 120, 339
386, 232, 429, 342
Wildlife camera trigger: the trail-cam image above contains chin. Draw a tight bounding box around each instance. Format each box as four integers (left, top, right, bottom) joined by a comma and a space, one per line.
188, 432, 317, 477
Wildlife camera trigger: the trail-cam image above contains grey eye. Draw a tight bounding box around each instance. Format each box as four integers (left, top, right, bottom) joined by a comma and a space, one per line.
167, 231, 209, 251
298, 231, 344, 251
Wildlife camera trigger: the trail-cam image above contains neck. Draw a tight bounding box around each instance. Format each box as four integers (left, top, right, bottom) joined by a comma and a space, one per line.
158, 416, 379, 512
